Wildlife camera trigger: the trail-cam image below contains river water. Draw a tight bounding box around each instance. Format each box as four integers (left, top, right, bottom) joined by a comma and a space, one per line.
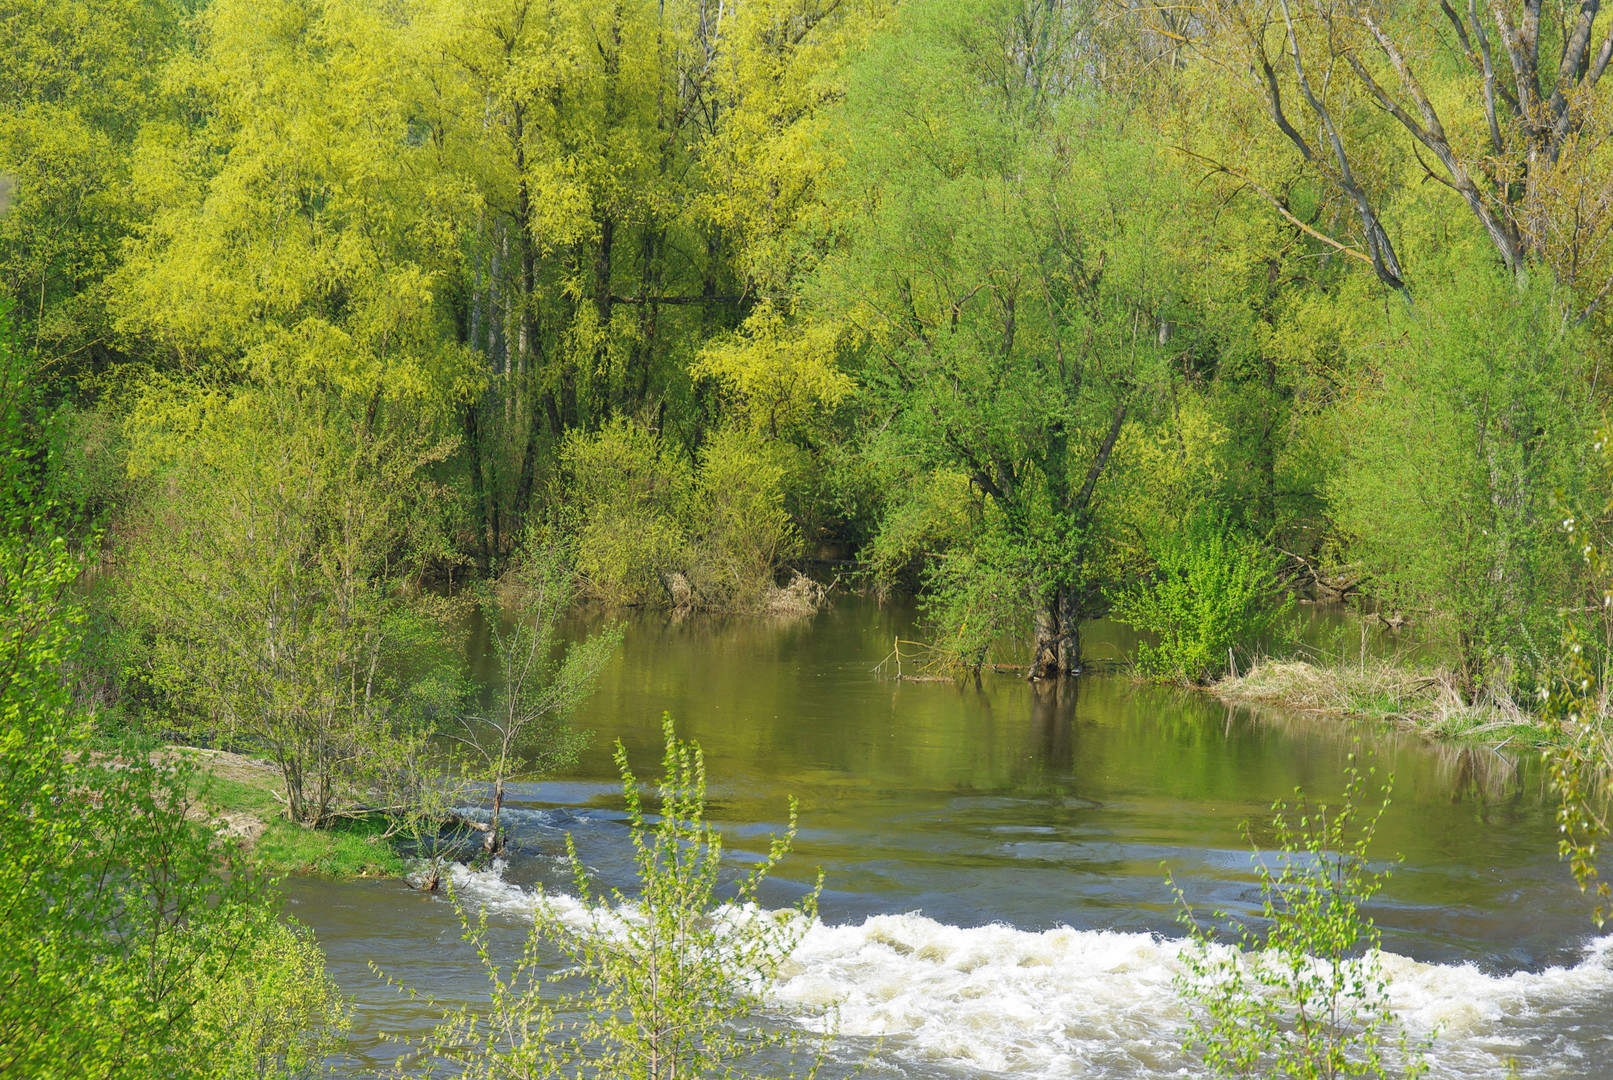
285, 598, 1613, 1078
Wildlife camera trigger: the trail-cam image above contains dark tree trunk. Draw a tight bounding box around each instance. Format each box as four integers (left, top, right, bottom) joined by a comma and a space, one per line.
484, 777, 505, 855
1257, 355, 1278, 534
1030, 586, 1081, 679
512, 391, 542, 523
465, 401, 490, 568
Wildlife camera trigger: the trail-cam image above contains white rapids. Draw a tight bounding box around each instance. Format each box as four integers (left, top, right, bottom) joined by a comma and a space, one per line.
437, 863, 1613, 1079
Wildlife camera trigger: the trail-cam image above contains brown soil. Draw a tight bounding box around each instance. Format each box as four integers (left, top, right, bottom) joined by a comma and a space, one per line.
162, 746, 281, 848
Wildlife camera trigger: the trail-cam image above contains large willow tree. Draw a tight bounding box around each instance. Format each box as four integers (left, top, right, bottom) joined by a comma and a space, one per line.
800, 0, 1181, 675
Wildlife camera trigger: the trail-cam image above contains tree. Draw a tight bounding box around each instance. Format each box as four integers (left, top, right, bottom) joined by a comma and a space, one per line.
409, 715, 828, 1080
1328, 267, 1590, 700
122, 384, 461, 828
818, 0, 1177, 675
450, 540, 620, 854
1170, 0, 1613, 317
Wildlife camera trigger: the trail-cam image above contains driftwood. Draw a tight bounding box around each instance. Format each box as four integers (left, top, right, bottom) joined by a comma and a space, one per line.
1277, 546, 1363, 602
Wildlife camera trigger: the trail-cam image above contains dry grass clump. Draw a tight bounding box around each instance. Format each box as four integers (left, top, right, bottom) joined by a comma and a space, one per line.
1214, 657, 1543, 742
760, 570, 832, 617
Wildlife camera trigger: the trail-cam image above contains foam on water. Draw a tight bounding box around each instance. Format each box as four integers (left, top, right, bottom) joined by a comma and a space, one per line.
435, 864, 1613, 1079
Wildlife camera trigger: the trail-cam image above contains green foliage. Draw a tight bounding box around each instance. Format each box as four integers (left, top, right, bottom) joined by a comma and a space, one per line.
451, 538, 620, 855
918, 509, 1042, 671
408, 715, 828, 1080
1173, 760, 1429, 1080
0, 298, 34, 510
0, 529, 343, 1078
120, 384, 462, 827
1111, 515, 1292, 685
0, 0, 181, 364
561, 419, 803, 611
189, 917, 351, 1080
1329, 268, 1590, 700
1543, 421, 1613, 925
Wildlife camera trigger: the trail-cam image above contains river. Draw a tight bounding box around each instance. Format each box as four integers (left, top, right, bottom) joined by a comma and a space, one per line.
284, 597, 1613, 1078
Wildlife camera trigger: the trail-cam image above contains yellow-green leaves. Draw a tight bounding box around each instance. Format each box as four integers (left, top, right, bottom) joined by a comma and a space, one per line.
116, 0, 476, 413
693, 301, 855, 433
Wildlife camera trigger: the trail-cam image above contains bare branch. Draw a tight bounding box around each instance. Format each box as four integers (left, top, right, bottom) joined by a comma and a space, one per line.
1470, 0, 1510, 152
1277, 0, 1408, 291
1353, 10, 1524, 272
1168, 146, 1379, 269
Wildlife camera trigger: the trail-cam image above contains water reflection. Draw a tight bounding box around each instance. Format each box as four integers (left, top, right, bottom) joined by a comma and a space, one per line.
289, 596, 1605, 1080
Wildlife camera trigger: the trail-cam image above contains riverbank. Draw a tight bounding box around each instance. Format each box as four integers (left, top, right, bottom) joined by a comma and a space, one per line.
1210, 658, 1549, 746
176, 747, 408, 877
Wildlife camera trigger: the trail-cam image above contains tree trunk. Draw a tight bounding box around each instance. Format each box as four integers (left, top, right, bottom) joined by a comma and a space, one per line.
1029, 587, 1081, 679
1456, 628, 1485, 706
484, 776, 505, 855
465, 400, 489, 568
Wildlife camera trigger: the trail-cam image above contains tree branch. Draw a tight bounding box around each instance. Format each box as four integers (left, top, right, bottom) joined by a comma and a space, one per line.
1277, 0, 1408, 292
1168, 147, 1378, 270
1073, 400, 1129, 514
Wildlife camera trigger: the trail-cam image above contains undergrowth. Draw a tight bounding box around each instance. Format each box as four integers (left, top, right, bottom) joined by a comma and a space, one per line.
1214, 657, 1549, 746
191, 752, 408, 877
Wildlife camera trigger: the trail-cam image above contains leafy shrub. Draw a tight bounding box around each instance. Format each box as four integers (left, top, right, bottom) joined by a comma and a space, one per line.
409, 715, 829, 1080
687, 426, 802, 610
1111, 514, 1290, 684
561, 419, 803, 612
1172, 760, 1430, 1080
121, 385, 460, 827
562, 417, 692, 606
190, 917, 351, 1080
1328, 271, 1587, 701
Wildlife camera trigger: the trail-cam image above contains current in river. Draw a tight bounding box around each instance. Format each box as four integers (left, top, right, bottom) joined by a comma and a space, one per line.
286, 597, 1613, 1079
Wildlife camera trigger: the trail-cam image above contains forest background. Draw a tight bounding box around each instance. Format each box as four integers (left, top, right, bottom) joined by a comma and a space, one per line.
10, 0, 1613, 1073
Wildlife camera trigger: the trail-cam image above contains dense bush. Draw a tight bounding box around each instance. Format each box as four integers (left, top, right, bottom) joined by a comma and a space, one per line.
1329, 271, 1589, 702
562, 418, 694, 606
1111, 515, 1291, 685
560, 419, 803, 612
0, 531, 346, 1079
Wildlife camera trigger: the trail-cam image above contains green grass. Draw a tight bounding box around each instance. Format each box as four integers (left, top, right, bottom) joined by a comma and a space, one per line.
187, 753, 410, 878
253, 815, 408, 877
198, 771, 279, 815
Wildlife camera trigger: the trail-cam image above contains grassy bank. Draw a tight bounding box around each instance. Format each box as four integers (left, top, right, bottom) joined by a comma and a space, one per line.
1211, 658, 1550, 747
176, 748, 408, 878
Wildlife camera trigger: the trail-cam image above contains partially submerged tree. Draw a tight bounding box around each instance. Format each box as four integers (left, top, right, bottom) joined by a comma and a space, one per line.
450, 541, 620, 854
821, 0, 1176, 675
